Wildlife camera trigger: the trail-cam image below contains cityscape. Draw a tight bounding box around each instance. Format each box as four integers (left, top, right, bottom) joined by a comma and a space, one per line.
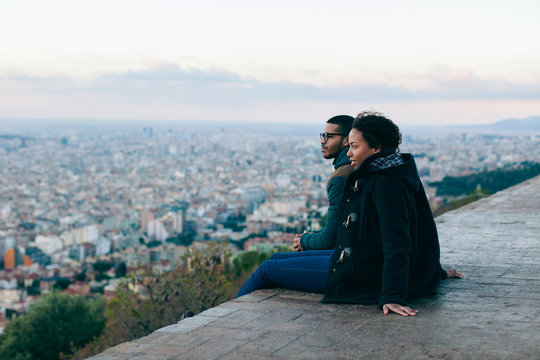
1, 120, 539, 331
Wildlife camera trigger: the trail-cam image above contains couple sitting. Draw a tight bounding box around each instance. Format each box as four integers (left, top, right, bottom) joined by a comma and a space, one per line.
235, 111, 461, 317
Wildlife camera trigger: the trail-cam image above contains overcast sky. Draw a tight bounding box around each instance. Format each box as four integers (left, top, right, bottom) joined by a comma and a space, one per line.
1, 0, 539, 126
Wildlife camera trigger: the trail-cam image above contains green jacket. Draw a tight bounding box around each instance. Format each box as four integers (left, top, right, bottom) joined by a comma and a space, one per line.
300, 147, 354, 250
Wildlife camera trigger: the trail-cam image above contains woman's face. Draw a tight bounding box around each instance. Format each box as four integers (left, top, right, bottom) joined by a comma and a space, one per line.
347, 128, 380, 169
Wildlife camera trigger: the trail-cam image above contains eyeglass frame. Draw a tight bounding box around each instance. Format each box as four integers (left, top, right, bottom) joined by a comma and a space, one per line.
320, 132, 347, 142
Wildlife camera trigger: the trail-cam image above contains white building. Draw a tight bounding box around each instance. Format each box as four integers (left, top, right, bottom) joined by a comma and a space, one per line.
34, 235, 63, 255
147, 219, 169, 241
95, 238, 112, 257
61, 224, 100, 247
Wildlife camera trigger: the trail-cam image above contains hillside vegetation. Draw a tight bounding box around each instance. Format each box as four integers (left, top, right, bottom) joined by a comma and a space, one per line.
430, 162, 540, 197
0, 242, 273, 360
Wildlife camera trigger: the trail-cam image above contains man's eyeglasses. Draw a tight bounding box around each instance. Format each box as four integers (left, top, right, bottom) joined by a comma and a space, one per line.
320, 132, 346, 142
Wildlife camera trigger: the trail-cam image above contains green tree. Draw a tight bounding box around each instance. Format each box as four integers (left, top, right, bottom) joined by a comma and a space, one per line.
116, 262, 127, 278
0, 291, 106, 360
94, 273, 111, 282
93, 261, 114, 273
73, 242, 237, 359
76, 271, 87, 282
53, 278, 71, 290
26, 279, 40, 296
430, 162, 540, 197
231, 250, 271, 278
73, 242, 276, 359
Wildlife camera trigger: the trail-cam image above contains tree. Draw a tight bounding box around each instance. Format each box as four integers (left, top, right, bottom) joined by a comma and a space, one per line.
93, 261, 114, 273
72, 242, 275, 359
94, 273, 111, 282
146, 240, 162, 248
53, 278, 71, 290
116, 262, 127, 278
231, 251, 271, 278
26, 279, 40, 296
76, 271, 87, 282
73, 242, 237, 358
0, 291, 106, 360
430, 162, 540, 197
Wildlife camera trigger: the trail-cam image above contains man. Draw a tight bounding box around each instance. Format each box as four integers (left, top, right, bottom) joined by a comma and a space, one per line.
293, 115, 354, 251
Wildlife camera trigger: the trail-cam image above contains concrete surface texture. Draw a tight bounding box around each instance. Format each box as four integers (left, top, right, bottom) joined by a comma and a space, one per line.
88, 176, 540, 359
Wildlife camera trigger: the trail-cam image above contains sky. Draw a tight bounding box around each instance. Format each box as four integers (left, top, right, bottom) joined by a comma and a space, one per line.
1, 0, 539, 126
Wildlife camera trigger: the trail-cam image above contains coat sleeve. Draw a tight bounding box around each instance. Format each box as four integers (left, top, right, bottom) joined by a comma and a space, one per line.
373, 175, 413, 307
300, 175, 347, 250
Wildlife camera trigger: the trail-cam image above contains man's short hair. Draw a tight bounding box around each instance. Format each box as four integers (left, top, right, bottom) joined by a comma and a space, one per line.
352, 111, 402, 150
326, 115, 354, 135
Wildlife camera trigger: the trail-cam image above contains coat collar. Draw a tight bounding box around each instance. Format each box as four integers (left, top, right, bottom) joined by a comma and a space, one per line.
333, 146, 351, 170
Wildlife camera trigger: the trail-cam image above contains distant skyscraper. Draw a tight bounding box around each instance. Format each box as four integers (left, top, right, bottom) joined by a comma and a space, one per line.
141, 209, 155, 231
172, 202, 189, 234
69, 154, 84, 174
4, 249, 16, 269
158, 144, 169, 157
4, 248, 25, 269
172, 210, 184, 234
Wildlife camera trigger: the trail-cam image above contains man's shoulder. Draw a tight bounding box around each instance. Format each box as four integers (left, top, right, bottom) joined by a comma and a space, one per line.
331, 164, 354, 179
327, 164, 354, 189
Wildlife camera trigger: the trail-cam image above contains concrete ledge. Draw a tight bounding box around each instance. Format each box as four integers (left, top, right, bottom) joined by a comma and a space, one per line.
89, 176, 540, 359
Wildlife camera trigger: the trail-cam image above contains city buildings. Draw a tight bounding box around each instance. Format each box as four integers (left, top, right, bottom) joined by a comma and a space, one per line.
0, 122, 538, 329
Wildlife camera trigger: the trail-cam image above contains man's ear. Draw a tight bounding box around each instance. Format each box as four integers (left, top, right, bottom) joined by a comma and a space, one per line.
342, 136, 349, 147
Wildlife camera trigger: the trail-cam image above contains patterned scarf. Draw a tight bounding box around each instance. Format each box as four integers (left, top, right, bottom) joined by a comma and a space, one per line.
369, 153, 404, 170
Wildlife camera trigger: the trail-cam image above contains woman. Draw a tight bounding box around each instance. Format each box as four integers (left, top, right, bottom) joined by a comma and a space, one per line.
236, 112, 458, 316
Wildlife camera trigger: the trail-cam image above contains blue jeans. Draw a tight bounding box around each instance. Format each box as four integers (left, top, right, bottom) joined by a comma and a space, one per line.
235, 250, 334, 298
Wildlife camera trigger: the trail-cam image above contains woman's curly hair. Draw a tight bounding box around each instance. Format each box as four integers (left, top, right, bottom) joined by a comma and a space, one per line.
353, 110, 402, 151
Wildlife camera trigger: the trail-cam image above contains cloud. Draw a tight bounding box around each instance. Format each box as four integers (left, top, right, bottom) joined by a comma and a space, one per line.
1, 64, 539, 122
419, 66, 540, 100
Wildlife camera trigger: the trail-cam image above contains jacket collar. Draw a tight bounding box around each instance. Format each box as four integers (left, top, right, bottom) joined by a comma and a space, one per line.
332, 146, 351, 170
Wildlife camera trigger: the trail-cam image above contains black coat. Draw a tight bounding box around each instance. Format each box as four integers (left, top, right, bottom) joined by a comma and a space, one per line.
322, 150, 442, 307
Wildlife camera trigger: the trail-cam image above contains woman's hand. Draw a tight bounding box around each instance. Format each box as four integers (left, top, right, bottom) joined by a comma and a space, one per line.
446, 269, 463, 279
382, 303, 418, 317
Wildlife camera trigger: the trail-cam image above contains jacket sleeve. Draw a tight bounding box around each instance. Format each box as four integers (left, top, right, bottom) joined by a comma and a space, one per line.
300, 175, 347, 250
373, 175, 413, 307
440, 265, 448, 279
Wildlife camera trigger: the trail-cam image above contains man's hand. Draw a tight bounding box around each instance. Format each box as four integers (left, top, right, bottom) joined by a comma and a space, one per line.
382, 303, 418, 317
292, 233, 304, 251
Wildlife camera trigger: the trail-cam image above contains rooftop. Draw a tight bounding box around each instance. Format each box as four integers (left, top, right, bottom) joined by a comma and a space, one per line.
88, 175, 540, 359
